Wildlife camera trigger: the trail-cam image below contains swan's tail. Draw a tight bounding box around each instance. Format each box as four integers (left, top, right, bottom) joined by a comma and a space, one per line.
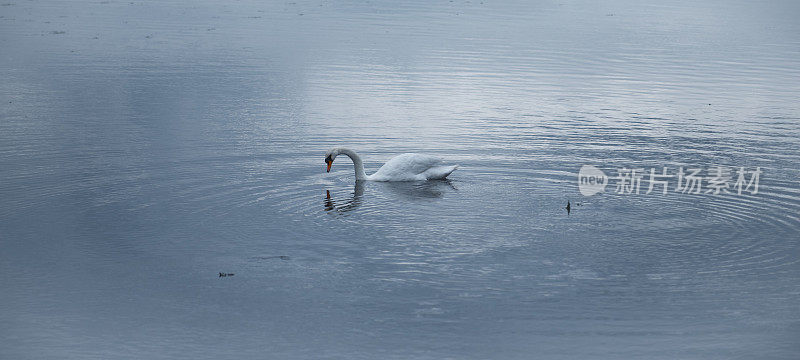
423, 165, 459, 180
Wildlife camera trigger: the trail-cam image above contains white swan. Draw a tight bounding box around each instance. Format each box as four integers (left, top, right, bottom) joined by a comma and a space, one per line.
325, 147, 458, 181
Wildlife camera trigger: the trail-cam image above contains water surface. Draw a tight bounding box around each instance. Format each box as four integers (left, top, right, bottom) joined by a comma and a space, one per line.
1, 0, 800, 359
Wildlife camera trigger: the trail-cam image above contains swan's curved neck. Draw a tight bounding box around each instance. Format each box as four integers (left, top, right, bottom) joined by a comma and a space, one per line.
338, 148, 368, 180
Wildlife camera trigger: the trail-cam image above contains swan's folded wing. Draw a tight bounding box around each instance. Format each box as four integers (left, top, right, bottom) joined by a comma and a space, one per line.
375, 153, 442, 178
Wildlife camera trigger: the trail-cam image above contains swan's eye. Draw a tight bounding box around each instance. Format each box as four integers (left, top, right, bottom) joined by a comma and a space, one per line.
324, 155, 332, 163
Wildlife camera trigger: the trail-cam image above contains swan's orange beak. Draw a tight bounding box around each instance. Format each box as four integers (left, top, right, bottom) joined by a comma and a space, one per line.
326, 159, 332, 172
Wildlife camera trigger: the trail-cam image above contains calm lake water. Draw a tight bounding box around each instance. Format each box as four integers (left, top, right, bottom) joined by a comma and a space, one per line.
2, 0, 799, 359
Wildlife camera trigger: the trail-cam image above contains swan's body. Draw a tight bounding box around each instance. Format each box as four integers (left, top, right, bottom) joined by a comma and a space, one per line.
325, 147, 458, 181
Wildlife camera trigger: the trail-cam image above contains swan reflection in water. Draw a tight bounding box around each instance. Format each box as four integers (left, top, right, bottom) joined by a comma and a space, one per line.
324, 180, 366, 214
324, 180, 457, 214
381, 179, 457, 200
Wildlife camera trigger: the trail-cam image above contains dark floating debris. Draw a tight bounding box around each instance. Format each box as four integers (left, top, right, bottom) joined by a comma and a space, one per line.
254, 255, 290, 261
566, 200, 571, 214
219, 272, 235, 277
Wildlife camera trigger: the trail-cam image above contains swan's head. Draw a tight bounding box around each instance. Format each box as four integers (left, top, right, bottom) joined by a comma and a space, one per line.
324, 149, 339, 172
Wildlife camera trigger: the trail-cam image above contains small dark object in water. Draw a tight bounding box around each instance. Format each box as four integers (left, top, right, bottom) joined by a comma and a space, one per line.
254, 255, 290, 261
219, 272, 235, 277
566, 200, 571, 214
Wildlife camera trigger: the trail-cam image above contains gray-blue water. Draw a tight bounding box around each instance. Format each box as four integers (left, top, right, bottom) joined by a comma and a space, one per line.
2, 1, 800, 358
